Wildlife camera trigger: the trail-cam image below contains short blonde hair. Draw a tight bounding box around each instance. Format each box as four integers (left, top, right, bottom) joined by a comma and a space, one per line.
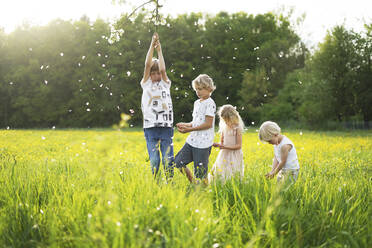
192, 74, 216, 92
259, 121, 281, 142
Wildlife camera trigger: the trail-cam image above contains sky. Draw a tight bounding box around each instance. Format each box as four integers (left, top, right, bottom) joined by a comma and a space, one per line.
0, 0, 371, 48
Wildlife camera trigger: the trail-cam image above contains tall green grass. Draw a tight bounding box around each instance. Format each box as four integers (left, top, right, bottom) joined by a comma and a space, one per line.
0, 129, 370, 247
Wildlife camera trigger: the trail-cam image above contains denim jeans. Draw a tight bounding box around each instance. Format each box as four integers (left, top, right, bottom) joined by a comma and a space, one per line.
144, 127, 174, 178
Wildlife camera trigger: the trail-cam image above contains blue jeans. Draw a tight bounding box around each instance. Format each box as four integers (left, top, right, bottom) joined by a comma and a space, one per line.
144, 127, 174, 178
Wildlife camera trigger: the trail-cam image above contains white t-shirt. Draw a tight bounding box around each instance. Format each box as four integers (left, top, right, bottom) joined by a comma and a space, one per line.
186, 97, 216, 149
274, 136, 300, 170
141, 79, 173, 128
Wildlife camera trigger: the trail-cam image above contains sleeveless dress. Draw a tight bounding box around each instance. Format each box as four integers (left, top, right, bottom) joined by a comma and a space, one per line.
208, 127, 244, 183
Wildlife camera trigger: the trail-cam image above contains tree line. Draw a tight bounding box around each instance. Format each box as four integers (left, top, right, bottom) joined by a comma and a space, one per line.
0, 11, 370, 129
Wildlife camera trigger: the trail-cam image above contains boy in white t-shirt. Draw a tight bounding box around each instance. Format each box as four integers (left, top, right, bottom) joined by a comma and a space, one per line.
141, 33, 174, 179
258, 121, 300, 183
175, 74, 216, 184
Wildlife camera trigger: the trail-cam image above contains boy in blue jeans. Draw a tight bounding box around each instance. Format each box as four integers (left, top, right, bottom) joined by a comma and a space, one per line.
141, 33, 174, 179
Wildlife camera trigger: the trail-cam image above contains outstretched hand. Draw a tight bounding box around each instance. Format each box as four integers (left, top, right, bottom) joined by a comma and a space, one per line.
213, 143, 227, 149
176, 123, 191, 133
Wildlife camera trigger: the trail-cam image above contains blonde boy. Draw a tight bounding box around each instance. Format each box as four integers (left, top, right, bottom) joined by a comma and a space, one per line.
175, 74, 217, 183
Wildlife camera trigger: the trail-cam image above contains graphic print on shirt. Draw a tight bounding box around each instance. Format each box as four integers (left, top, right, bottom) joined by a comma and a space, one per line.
141, 80, 173, 128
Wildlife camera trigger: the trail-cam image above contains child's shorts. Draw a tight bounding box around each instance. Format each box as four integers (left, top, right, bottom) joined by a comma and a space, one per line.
277, 168, 299, 183
174, 142, 211, 179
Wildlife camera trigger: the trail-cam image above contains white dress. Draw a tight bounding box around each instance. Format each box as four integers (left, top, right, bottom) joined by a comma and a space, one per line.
208, 127, 244, 183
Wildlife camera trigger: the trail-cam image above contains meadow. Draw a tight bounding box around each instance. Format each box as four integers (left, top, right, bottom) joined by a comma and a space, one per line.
0, 129, 370, 247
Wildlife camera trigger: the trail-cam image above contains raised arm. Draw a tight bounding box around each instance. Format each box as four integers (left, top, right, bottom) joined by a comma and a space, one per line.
156, 39, 169, 83
141, 33, 158, 84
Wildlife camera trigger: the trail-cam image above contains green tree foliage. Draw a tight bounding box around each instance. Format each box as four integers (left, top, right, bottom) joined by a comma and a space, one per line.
1, 11, 369, 129
0, 11, 305, 128
266, 25, 372, 129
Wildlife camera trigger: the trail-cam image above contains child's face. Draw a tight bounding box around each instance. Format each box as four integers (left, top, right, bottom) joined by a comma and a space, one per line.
267, 135, 279, 145
150, 71, 161, 82
223, 118, 234, 128
195, 86, 211, 100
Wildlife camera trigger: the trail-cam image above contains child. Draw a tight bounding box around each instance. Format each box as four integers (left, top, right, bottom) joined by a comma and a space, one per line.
175, 74, 216, 184
258, 121, 300, 183
140, 32, 174, 179
208, 105, 244, 183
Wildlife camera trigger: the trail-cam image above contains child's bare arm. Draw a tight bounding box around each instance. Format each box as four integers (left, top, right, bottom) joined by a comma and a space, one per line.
266, 144, 291, 179
178, 116, 213, 133
156, 41, 169, 83
141, 33, 158, 83
265, 157, 279, 178
213, 132, 224, 147
176, 122, 192, 127
272, 157, 279, 171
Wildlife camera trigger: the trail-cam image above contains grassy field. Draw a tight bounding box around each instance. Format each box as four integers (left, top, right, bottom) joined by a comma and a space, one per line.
0, 129, 371, 247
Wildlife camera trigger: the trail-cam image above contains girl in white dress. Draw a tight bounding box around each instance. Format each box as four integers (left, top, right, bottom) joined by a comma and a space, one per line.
208, 105, 244, 183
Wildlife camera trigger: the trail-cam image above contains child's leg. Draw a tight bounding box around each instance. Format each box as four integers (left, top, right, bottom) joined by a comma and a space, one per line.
277, 169, 299, 184
290, 169, 299, 183
174, 143, 193, 182
182, 167, 193, 183
192, 146, 211, 182
159, 127, 174, 179
144, 128, 161, 176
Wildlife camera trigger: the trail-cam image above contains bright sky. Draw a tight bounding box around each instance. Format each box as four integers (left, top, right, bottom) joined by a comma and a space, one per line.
0, 0, 371, 48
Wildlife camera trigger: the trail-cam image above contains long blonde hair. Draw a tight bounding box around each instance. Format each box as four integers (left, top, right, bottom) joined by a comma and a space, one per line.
218, 104, 244, 133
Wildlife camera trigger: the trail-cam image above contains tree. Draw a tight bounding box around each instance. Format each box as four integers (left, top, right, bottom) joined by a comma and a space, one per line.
355, 24, 372, 127
0, 11, 309, 128
296, 25, 372, 128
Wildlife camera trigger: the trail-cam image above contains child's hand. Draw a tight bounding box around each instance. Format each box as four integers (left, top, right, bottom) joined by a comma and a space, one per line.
155, 41, 161, 51
152, 39, 158, 48
177, 122, 190, 129
177, 126, 187, 133
176, 122, 186, 128
265, 171, 275, 179
151, 32, 159, 48
176, 123, 186, 133
212, 143, 220, 148
152, 32, 159, 41
179, 126, 192, 133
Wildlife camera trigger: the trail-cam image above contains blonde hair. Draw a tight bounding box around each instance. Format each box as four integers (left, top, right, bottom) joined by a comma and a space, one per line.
259, 121, 281, 142
218, 104, 244, 133
192, 74, 216, 92
150, 58, 159, 73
